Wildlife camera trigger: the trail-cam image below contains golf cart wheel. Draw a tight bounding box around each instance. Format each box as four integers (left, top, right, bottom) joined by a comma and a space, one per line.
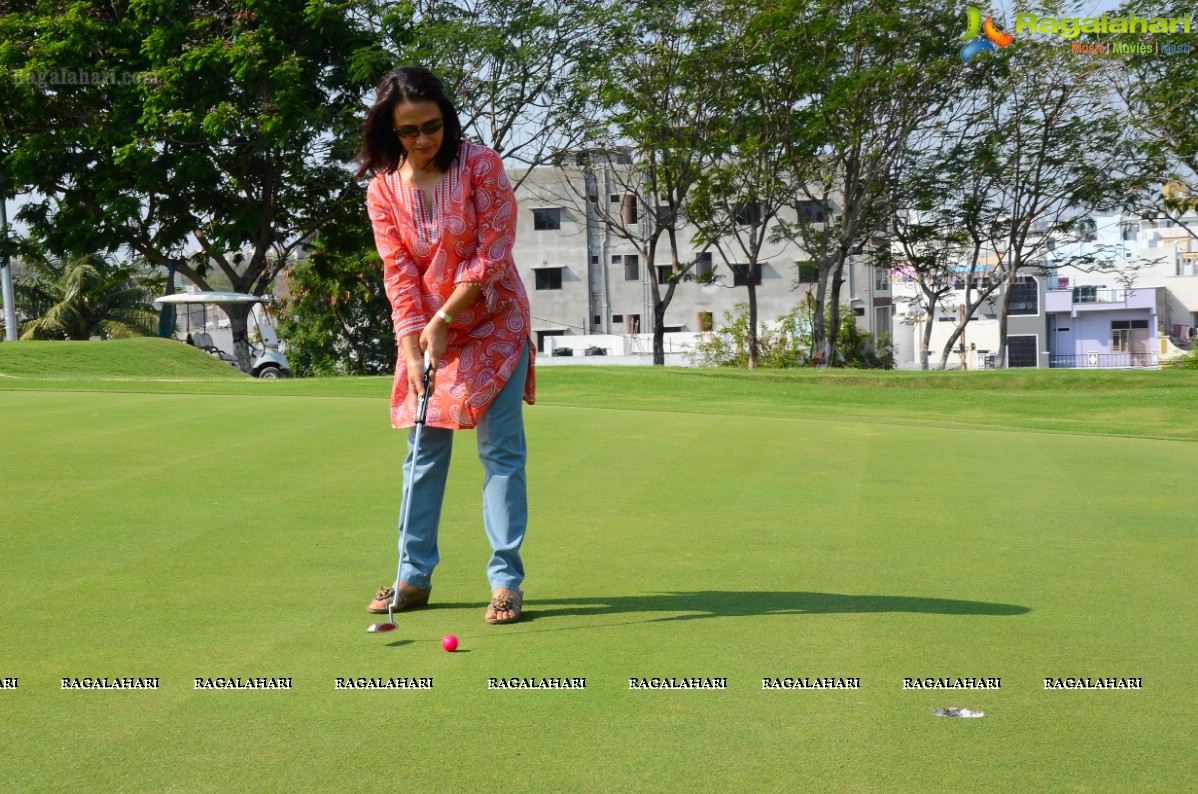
255, 365, 287, 379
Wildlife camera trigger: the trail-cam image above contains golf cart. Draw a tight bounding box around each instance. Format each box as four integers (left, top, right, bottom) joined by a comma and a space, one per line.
154, 291, 292, 379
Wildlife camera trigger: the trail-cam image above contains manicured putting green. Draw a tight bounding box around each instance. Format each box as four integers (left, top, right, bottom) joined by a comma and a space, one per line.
0, 343, 1193, 792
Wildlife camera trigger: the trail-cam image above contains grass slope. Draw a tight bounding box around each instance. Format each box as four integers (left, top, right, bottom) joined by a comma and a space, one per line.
0, 337, 247, 380
0, 344, 1193, 792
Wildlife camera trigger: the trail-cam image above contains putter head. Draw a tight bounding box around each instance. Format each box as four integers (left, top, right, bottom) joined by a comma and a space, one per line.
364, 596, 402, 632
367, 621, 397, 633
367, 601, 399, 633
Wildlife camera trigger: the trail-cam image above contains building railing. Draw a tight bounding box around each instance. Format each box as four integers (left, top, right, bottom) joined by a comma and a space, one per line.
1049, 352, 1159, 369
1045, 285, 1133, 303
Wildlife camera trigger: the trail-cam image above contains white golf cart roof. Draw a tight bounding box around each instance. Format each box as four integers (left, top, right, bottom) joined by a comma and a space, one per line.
153, 291, 274, 307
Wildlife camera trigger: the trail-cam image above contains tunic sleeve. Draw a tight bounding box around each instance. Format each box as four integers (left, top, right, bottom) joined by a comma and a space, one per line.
368, 176, 427, 341
454, 147, 517, 294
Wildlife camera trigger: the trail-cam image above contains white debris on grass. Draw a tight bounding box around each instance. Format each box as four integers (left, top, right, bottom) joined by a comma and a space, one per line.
933, 707, 985, 718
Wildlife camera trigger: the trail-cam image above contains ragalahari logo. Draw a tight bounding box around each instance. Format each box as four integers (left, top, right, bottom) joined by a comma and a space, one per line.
960, 6, 1014, 62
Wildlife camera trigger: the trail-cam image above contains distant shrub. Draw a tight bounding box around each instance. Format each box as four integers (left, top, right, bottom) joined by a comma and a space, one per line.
689, 303, 893, 369
688, 304, 807, 368
1162, 350, 1198, 370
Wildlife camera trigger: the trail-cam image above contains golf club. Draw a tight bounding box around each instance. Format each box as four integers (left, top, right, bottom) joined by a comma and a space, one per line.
368, 348, 435, 634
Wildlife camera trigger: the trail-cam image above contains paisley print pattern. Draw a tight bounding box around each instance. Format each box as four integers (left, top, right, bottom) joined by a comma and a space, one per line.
367, 141, 535, 430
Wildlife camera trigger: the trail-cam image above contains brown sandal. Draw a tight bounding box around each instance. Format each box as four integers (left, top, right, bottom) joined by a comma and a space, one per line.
368, 583, 431, 614
485, 589, 523, 624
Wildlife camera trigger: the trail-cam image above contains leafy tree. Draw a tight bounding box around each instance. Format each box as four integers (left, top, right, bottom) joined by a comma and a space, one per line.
563, 0, 728, 364
15, 252, 161, 340
275, 225, 394, 376
965, 15, 1128, 366
0, 0, 387, 371
889, 82, 1003, 370
768, 0, 959, 368
1112, 0, 1198, 239
886, 2, 1137, 369
686, 0, 798, 369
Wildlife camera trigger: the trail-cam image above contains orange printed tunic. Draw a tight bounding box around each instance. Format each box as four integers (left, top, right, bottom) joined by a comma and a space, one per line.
367, 141, 535, 430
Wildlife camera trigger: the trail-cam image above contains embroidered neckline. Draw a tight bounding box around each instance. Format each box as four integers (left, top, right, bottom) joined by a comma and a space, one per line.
389, 143, 469, 246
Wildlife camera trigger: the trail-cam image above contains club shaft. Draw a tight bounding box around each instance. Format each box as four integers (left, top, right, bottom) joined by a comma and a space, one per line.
391, 361, 433, 612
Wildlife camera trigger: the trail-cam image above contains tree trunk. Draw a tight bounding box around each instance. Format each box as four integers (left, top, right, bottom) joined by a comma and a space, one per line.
919, 286, 938, 370
824, 259, 846, 367
223, 303, 254, 374
920, 313, 934, 370
653, 299, 666, 365
994, 270, 1016, 369
811, 262, 830, 366
747, 276, 759, 369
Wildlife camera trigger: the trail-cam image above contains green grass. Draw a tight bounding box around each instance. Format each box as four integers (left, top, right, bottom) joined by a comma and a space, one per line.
1, 340, 1194, 792
0, 337, 249, 380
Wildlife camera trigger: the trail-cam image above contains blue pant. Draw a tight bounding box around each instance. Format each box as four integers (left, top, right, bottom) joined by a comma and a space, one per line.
396, 342, 529, 592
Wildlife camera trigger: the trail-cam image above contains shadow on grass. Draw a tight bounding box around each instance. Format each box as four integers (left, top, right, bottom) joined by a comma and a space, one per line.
513, 591, 1030, 623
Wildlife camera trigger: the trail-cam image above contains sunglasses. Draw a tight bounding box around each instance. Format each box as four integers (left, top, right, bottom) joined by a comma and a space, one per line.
393, 118, 445, 139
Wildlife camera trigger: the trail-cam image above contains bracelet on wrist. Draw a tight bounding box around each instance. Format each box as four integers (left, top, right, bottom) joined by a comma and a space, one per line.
436, 309, 454, 325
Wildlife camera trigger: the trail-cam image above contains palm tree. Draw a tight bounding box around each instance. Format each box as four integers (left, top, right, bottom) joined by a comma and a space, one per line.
16, 253, 162, 340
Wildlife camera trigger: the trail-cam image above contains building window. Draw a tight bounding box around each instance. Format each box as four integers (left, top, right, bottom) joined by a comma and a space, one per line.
623, 255, 639, 281
694, 252, 713, 279
735, 202, 763, 226
697, 311, 713, 331
626, 314, 641, 333
612, 314, 623, 324
1009, 275, 1039, 315
874, 305, 893, 335
796, 260, 819, 284
657, 265, 673, 284
796, 200, 826, 223
532, 208, 562, 231
622, 194, 638, 225
1112, 327, 1130, 353
731, 263, 762, 286
1007, 335, 1038, 368
533, 267, 563, 290
1111, 319, 1149, 352
874, 269, 889, 292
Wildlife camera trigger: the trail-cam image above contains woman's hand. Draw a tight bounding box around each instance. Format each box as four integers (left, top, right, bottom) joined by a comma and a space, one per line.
419, 318, 448, 371
400, 335, 428, 397
406, 283, 480, 394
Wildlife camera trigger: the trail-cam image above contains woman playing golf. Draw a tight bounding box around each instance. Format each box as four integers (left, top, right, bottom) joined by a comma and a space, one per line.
357, 66, 534, 625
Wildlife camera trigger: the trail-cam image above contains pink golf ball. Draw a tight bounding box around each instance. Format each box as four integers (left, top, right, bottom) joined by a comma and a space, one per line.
441, 635, 459, 652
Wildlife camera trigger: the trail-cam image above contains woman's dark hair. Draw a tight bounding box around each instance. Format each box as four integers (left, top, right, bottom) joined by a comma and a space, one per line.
356, 66, 463, 179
